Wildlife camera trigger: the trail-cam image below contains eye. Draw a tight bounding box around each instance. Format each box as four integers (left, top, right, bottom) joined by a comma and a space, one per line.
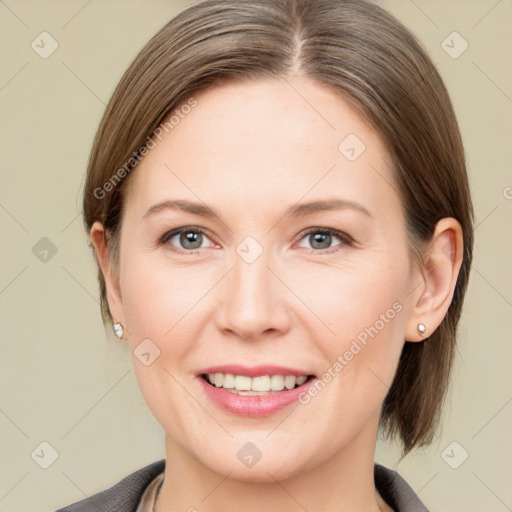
295, 228, 353, 254
160, 227, 216, 253
160, 226, 354, 255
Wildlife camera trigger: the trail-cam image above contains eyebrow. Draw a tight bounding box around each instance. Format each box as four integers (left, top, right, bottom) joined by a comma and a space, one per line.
142, 197, 372, 221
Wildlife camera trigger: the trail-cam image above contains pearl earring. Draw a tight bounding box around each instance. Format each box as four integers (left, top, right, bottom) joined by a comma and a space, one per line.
113, 322, 124, 339
417, 323, 426, 336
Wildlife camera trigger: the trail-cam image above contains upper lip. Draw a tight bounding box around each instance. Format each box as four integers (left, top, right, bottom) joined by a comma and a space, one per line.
196, 364, 315, 378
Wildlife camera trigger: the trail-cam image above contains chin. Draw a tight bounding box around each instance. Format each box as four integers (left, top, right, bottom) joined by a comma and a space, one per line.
206, 451, 307, 483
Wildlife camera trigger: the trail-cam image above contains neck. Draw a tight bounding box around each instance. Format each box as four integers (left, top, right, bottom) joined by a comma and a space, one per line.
155, 415, 391, 512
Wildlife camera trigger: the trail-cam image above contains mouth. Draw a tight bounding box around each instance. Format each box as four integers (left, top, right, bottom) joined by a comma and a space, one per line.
199, 373, 316, 395
196, 366, 319, 417
196, 364, 317, 418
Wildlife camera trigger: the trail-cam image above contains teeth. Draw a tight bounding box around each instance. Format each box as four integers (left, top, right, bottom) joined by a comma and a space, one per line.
296, 375, 308, 385
206, 373, 309, 392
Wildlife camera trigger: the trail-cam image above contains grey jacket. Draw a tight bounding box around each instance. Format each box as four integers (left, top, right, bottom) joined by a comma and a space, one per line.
55, 459, 429, 511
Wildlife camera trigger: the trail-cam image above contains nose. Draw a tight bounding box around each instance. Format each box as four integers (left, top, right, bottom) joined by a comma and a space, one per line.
214, 246, 292, 341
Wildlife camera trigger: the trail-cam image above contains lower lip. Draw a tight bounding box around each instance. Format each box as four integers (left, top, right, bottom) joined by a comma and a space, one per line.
197, 375, 316, 417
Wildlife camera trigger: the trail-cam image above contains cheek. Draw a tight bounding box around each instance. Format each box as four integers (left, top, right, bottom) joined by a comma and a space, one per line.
291, 256, 409, 345
120, 252, 206, 340
118, 256, 204, 431
289, 268, 407, 434
287, 252, 410, 407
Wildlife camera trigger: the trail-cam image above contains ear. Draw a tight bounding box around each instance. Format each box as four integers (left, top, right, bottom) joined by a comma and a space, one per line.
405, 217, 464, 342
89, 221, 126, 339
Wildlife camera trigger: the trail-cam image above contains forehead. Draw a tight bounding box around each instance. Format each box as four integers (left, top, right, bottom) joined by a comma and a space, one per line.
124, 77, 398, 219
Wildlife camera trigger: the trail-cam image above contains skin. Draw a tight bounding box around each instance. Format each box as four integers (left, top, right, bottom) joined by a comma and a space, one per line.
91, 76, 463, 512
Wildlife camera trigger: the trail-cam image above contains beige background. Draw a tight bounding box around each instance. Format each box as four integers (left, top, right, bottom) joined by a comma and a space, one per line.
0, 0, 511, 511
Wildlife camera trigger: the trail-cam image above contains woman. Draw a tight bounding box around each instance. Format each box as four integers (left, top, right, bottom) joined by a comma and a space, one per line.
56, 0, 474, 510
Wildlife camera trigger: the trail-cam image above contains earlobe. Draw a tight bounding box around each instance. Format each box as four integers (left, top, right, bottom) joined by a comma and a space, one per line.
405, 217, 464, 342
89, 221, 125, 333
416, 322, 427, 337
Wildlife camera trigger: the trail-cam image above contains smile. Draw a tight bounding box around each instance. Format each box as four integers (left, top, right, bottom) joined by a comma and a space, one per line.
202, 373, 314, 394
198, 372, 317, 417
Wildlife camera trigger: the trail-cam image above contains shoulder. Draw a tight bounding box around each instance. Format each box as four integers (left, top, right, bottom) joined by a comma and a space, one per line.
375, 464, 430, 512
55, 459, 165, 512
374, 464, 429, 512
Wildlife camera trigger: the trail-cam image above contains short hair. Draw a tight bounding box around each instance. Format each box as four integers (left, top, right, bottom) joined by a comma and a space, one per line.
82, 0, 474, 456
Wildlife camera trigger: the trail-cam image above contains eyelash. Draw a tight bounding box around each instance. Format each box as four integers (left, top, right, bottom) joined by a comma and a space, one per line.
159, 226, 355, 255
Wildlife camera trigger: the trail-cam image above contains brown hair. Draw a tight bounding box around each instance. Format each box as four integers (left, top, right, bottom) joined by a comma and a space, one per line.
82, 0, 474, 456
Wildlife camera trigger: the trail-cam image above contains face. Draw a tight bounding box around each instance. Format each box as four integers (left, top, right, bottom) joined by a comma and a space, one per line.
106, 77, 420, 481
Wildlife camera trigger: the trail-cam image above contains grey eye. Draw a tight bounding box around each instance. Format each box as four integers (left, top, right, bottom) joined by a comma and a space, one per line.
167, 229, 211, 250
